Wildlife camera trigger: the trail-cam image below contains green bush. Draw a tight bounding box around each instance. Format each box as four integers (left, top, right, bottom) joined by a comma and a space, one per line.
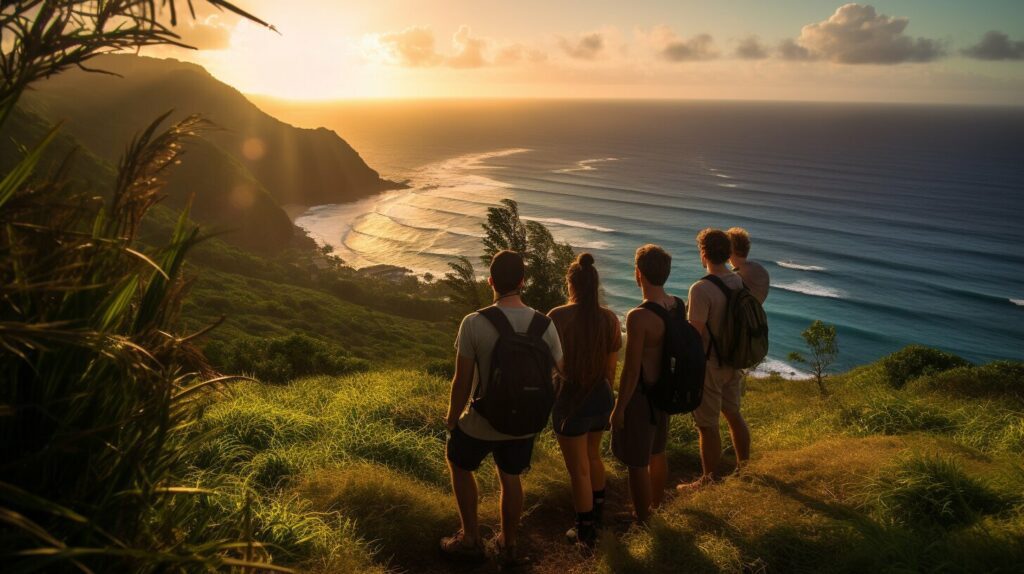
251, 451, 300, 489
424, 357, 454, 379
867, 455, 1007, 529
879, 345, 970, 389
907, 361, 1024, 405
840, 393, 953, 436
213, 333, 370, 383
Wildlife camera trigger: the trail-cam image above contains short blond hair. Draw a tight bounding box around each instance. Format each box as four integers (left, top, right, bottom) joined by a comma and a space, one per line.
727, 227, 751, 257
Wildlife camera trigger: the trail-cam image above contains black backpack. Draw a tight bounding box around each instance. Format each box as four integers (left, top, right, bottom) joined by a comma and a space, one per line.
702, 275, 769, 369
640, 297, 706, 415
471, 306, 556, 435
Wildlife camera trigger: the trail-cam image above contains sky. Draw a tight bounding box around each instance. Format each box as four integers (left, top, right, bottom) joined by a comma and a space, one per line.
145, 1, 1024, 104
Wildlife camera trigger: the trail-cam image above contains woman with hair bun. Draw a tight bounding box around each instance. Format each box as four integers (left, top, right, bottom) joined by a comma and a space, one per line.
547, 253, 622, 549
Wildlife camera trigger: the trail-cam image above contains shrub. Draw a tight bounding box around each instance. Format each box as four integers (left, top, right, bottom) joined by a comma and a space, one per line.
424, 357, 455, 379
907, 361, 1024, 405
215, 333, 370, 383
839, 393, 953, 436
879, 345, 970, 389
251, 451, 300, 489
866, 455, 1007, 529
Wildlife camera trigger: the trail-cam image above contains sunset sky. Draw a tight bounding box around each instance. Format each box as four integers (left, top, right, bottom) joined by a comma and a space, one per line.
148, 1, 1024, 104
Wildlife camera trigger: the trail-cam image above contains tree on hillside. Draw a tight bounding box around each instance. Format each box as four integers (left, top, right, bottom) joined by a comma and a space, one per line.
442, 255, 489, 312
478, 198, 575, 313
0, 2, 284, 572
789, 320, 839, 396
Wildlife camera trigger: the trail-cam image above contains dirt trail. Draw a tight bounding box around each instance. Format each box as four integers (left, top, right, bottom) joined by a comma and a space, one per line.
396, 452, 711, 574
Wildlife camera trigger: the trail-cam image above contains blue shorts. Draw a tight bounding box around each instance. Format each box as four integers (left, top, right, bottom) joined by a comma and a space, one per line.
446, 425, 535, 475
552, 381, 614, 437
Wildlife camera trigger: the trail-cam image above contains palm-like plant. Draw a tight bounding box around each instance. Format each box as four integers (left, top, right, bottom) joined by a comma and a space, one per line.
1, 1, 289, 571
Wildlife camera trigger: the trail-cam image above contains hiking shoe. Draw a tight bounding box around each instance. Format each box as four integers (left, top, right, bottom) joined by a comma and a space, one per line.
675, 474, 720, 493
566, 523, 597, 549
439, 530, 485, 563
485, 535, 530, 571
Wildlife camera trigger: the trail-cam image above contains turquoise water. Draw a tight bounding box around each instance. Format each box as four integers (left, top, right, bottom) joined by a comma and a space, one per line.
271, 100, 1024, 371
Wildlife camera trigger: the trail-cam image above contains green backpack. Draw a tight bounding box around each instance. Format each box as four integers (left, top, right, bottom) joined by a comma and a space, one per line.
701, 275, 769, 369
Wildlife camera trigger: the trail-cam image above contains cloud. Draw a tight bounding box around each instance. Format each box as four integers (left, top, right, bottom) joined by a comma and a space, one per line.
376, 26, 443, 67
495, 43, 548, 65
448, 26, 487, 68
735, 35, 768, 60
788, 3, 944, 64
645, 26, 717, 62
172, 16, 233, 50
560, 32, 605, 60
778, 38, 816, 61
962, 31, 1024, 61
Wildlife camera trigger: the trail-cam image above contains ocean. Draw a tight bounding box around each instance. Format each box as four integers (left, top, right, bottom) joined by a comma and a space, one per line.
255, 99, 1024, 373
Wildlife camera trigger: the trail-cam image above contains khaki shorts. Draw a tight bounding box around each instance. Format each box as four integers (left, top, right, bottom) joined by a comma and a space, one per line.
612, 388, 669, 468
692, 364, 742, 428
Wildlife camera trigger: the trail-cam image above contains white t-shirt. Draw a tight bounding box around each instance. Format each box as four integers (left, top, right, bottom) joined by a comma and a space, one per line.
455, 305, 564, 441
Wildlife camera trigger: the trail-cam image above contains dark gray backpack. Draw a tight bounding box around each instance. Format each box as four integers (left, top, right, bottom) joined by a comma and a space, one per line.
471, 307, 556, 435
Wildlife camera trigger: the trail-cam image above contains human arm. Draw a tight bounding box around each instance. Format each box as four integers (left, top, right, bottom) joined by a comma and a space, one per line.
687, 282, 708, 337
445, 353, 475, 431
611, 310, 646, 430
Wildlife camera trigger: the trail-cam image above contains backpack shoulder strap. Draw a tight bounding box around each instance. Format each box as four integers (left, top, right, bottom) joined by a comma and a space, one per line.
526, 311, 552, 337
477, 306, 516, 337
672, 296, 686, 320
702, 274, 732, 298
639, 300, 670, 322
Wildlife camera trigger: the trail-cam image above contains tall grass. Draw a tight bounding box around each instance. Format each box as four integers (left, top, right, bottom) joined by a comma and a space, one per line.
0, 113, 281, 570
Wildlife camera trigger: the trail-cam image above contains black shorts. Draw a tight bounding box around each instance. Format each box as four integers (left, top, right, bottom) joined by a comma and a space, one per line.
446, 425, 535, 475
611, 388, 669, 468
552, 381, 614, 437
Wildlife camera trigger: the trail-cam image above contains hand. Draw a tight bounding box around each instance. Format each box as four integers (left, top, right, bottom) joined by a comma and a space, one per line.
610, 405, 626, 431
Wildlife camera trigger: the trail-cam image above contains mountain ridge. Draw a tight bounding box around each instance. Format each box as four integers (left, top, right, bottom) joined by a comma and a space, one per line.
19, 54, 404, 250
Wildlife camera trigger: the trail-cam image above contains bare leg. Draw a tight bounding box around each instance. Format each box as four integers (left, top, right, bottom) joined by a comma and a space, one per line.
448, 461, 480, 543
697, 425, 722, 479
649, 452, 668, 507
627, 466, 653, 522
556, 433, 593, 513
496, 466, 524, 548
722, 410, 750, 467
586, 431, 606, 491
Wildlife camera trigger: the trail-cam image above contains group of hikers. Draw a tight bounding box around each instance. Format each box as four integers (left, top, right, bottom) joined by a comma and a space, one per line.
440, 227, 771, 569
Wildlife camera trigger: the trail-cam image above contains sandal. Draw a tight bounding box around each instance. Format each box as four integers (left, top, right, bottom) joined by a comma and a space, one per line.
439, 530, 485, 562
486, 534, 531, 571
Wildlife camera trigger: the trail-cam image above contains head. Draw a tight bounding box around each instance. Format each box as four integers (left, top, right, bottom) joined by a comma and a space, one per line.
488, 250, 525, 297
726, 227, 751, 263
567, 252, 600, 308
696, 228, 731, 269
634, 244, 671, 288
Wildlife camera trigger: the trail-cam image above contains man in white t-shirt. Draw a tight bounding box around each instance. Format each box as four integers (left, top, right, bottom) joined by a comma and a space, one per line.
679, 228, 752, 491
440, 250, 563, 568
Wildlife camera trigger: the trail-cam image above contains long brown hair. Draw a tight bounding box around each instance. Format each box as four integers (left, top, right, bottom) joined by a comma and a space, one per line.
563, 253, 613, 389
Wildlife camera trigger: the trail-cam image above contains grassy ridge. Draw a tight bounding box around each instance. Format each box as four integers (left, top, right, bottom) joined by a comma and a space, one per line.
191, 357, 1024, 573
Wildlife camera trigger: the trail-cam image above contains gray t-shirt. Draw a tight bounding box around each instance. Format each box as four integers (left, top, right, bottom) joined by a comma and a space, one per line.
455, 305, 564, 441
734, 259, 770, 304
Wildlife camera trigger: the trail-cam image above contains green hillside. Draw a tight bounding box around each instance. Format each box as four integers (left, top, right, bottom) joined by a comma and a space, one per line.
19, 54, 404, 250
189, 356, 1024, 573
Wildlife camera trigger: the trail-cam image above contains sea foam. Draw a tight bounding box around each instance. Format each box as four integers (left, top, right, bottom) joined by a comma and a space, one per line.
1012, 298, 1024, 307
775, 280, 844, 299
522, 216, 615, 233
749, 358, 813, 380
554, 157, 619, 173
777, 261, 827, 272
